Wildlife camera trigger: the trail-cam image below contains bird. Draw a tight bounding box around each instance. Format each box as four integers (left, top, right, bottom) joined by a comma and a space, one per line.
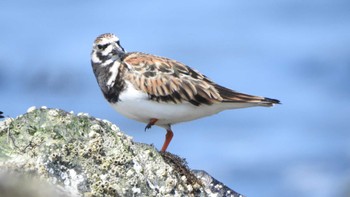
91, 33, 280, 152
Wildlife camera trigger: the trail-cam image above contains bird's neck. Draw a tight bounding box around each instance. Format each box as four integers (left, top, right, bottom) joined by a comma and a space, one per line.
92, 59, 126, 103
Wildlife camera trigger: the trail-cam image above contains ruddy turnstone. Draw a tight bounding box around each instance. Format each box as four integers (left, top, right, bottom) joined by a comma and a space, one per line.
91, 33, 280, 152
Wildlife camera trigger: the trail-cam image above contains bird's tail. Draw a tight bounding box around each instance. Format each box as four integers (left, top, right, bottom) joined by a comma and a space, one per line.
215, 84, 281, 107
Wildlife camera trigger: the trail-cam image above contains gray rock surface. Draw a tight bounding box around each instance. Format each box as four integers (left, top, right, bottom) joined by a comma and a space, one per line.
0, 107, 244, 197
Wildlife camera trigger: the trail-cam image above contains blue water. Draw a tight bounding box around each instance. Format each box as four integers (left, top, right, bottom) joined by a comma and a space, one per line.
1, 1, 350, 196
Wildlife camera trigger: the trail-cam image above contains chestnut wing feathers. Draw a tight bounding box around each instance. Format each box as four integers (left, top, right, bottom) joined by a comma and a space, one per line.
122, 52, 279, 106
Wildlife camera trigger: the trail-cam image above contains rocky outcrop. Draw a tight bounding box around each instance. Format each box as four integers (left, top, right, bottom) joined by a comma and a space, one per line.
0, 107, 243, 197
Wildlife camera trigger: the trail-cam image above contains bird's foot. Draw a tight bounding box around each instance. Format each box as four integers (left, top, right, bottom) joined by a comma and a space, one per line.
145, 118, 158, 131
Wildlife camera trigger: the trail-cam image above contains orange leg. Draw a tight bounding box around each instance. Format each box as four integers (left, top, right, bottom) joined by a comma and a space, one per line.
145, 118, 158, 131
161, 129, 174, 152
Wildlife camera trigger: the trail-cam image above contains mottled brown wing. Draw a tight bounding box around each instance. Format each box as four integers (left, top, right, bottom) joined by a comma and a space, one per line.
122, 52, 223, 106
122, 52, 280, 106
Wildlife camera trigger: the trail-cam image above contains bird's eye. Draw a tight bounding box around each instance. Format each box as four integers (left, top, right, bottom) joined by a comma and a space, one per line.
97, 44, 108, 50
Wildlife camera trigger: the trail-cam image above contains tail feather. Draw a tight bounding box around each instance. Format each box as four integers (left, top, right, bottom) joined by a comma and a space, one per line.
256, 97, 281, 107
261, 97, 281, 105
215, 84, 281, 107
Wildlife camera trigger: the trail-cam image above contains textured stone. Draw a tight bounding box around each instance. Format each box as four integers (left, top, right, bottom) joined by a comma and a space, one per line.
0, 107, 244, 197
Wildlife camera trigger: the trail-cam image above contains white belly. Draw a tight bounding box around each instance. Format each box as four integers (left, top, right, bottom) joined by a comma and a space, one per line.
111, 98, 220, 127
110, 81, 256, 128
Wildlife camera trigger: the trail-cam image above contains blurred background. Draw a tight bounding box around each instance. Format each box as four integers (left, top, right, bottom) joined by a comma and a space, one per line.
1, 0, 350, 196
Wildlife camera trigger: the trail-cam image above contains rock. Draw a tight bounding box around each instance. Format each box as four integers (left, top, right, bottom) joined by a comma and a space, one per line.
0, 172, 71, 197
0, 107, 244, 197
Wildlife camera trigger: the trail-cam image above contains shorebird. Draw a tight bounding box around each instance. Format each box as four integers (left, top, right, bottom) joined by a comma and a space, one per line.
91, 33, 280, 152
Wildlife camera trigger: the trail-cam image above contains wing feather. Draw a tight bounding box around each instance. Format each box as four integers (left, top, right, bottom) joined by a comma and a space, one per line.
122, 52, 280, 106
122, 52, 223, 105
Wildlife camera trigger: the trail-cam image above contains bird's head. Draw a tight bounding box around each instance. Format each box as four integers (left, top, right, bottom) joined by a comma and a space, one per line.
91, 33, 125, 65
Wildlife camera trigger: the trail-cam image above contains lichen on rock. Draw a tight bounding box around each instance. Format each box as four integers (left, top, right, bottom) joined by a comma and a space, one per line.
0, 107, 243, 197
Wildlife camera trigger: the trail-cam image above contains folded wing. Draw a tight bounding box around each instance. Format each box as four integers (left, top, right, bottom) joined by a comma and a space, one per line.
123, 52, 280, 107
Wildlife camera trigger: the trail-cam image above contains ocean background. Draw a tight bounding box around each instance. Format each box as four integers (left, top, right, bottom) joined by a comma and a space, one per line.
1, 0, 350, 196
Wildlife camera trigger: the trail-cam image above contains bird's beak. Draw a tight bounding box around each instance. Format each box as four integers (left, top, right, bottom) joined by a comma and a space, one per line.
112, 43, 125, 54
